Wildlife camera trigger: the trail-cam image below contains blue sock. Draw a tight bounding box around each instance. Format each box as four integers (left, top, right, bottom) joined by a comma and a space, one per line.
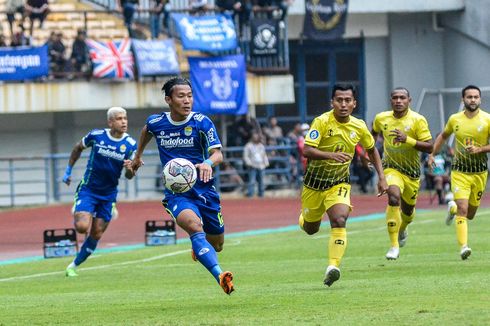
74, 236, 98, 266
190, 232, 222, 282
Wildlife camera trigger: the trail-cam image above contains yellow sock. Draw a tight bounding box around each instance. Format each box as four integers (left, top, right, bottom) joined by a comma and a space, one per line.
400, 210, 415, 233
328, 228, 347, 267
298, 213, 305, 230
386, 206, 401, 247
455, 216, 468, 247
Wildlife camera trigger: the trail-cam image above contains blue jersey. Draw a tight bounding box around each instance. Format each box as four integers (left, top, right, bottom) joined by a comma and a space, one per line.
79, 129, 137, 199
146, 112, 222, 196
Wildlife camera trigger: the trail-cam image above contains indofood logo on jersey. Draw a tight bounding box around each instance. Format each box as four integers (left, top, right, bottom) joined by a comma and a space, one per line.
98, 147, 125, 160
160, 137, 194, 148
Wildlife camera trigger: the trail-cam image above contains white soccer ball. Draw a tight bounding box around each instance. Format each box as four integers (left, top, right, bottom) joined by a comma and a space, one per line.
162, 158, 197, 193
444, 191, 454, 203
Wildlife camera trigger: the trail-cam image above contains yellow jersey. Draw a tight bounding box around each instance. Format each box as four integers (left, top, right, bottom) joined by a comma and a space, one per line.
303, 110, 375, 190
373, 108, 432, 179
444, 109, 490, 173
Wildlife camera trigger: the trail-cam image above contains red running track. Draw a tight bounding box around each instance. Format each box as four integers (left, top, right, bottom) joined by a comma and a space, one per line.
0, 193, 483, 261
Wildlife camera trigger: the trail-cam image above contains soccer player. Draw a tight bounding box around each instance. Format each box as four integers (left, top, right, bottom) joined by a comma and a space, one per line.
298, 84, 388, 287
372, 87, 433, 260
428, 85, 490, 260
130, 77, 234, 295
63, 107, 137, 276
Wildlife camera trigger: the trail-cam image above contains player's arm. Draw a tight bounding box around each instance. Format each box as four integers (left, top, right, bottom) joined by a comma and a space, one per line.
63, 141, 85, 186
123, 159, 135, 180
303, 144, 351, 163
428, 131, 450, 166
196, 148, 223, 183
131, 125, 153, 173
365, 146, 388, 196
465, 143, 490, 154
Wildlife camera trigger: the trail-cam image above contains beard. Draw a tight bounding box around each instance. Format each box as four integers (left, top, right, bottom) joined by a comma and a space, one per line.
465, 103, 479, 112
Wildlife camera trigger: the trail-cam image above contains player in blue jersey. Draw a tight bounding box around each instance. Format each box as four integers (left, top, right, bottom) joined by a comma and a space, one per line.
63, 107, 137, 277
130, 77, 235, 295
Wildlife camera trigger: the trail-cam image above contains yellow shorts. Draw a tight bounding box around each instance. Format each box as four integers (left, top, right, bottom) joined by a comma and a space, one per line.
301, 183, 352, 223
384, 168, 420, 206
451, 170, 487, 206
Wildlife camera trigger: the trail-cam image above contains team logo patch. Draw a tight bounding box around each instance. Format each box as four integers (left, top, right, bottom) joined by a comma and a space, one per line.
309, 130, 320, 140
184, 126, 193, 136
350, 131, 356, 139
120, 144, 126, 153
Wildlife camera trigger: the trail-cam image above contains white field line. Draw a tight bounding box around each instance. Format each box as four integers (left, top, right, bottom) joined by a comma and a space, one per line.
0, 240, 242, 283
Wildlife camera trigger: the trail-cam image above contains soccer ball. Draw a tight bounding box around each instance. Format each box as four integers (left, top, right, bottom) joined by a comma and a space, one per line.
162, 158, 197, 193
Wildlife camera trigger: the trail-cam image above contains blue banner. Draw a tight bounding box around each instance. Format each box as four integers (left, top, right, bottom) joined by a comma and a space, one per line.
0, 45, 49, 81
172, 13, 237, 51
132, 39, 179, 77
189, 55, 247, 115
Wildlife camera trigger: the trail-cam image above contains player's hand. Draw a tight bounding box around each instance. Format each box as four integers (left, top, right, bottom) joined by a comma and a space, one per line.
327, 152, 352, 163
130, 157, 144, 173
62, 165, 72, 186
465, 145, 481, 154
377, 178, 388, 197
427, 155, 435, 171
196, 162, 213, 183
389, 129, 407, 144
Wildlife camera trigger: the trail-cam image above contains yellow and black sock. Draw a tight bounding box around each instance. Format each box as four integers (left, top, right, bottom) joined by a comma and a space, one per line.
328, 228, 347, 267
455, 216, 468, 247
400, 210, 415, 233
386, 206, 401, 247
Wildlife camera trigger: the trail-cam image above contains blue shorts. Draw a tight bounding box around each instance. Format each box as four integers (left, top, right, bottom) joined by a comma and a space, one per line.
74, 187, 116, 223
162, 190, 224, 235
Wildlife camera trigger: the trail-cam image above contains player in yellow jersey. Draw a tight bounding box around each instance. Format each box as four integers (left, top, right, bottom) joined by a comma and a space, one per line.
299, 84, 388, 287
372, 87, 433, 260
429, 85, 490, 260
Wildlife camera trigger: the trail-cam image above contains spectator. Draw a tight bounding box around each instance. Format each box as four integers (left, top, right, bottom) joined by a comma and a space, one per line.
215, 0, 251, 33
118, 0, 139, 37
47, 32, 67, 78
6, 0, 25, 38
243, 132, 269, 197
10, 23, 30, 46
0, 34, 7, 47
70, 29, 90, 76
190, 0, 210, 14
24, 0, 49, 37
150, 0, 166, 39
423, 144, 452, 204
219, 162, 244, 193
263, 116, 283, 144
230, 113, 263, 146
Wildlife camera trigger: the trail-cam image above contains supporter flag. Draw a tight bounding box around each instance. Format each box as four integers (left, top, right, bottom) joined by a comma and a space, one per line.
132, 39, 179, 77
171, 13, 237, 51
188, 55, 247, 115
251, 18, 279, 56
303, 0, 349, 40
0, 45, 49, 81
86, 38, 134, 79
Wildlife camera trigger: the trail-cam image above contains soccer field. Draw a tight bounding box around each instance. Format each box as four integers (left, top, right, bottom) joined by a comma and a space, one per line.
1, 208, 489, 325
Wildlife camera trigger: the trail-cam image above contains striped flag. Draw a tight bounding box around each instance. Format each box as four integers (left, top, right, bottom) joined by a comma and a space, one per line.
86, 38, 134, 79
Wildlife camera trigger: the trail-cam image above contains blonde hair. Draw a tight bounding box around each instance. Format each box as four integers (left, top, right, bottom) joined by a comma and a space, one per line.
107, 107, 126, 121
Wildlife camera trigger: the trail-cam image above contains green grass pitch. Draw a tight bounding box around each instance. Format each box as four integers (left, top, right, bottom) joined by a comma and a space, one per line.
1, 208, 489, 325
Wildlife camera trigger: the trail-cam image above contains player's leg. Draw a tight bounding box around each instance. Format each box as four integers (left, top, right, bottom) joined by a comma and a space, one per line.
398, 176, 419, 248
66, 200, 112, 276
298, 187, 326, 235
323, 183, 351, 287
384, 169, 404, 259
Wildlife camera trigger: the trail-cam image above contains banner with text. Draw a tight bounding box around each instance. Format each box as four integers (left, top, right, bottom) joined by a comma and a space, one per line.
132, 39, 179, 77
251, 18, 279, 56
303, 0, 349, 40
172, 13, 237, 51
188, 55, 247, 115
0, 45, 49, 81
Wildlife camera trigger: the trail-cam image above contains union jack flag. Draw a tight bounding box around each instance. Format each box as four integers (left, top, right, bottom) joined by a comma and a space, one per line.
86, 38, 134, 79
